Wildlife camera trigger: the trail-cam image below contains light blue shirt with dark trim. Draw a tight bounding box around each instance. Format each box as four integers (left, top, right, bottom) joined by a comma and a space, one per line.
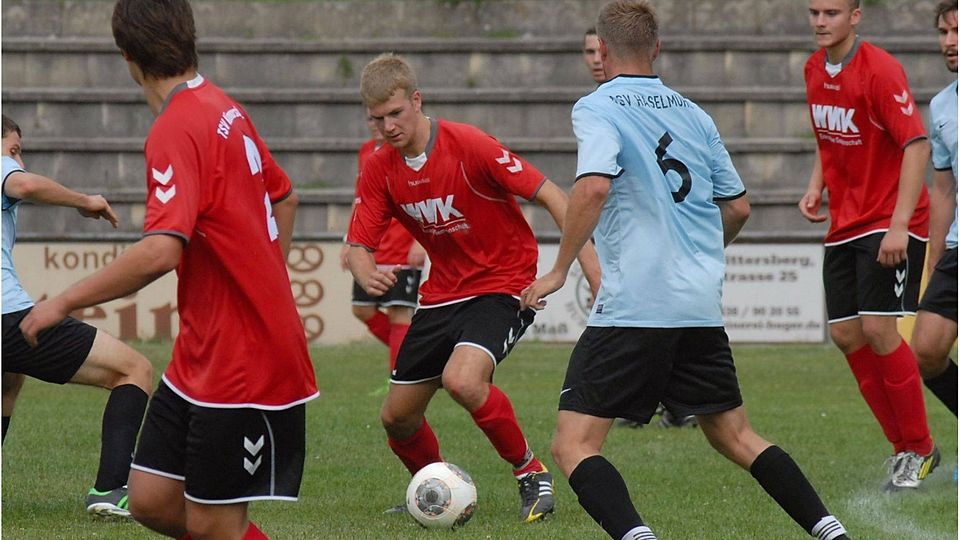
929, 80, 958, 249
573, 75, 745, 327
2, 156, 34, 313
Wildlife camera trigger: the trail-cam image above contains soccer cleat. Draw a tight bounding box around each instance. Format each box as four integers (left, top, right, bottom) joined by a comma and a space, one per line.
657, 408, 698, 428
518, 469, 554, 522
85, 486, 130, 518
883, 446, 941, 491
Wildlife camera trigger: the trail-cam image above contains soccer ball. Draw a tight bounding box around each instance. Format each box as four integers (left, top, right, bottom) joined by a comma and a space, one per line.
405, 462, 477, 528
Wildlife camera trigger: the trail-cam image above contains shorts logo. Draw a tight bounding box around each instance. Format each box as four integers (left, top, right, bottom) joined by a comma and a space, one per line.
894, 269, 906, 298
243, 435, 264, 475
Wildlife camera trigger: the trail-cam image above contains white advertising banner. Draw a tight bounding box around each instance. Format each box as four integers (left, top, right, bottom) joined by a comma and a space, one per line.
525, 243, 826, 344
721, 244, 825, 343
12, 241, 369, 345
12, 241, 825, 345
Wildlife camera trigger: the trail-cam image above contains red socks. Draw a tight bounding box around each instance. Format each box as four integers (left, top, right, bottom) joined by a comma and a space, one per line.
364, 311, 390, 345
846, 342, 933, 455
388, 323, 409, 372
469, 385, 542, 476
874, 340, 933, 455
846, 345, 902, 449
388, 419, 442, 474
179, 522, 268, 540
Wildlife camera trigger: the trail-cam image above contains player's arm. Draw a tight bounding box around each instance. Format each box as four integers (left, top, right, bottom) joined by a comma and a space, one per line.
798, 146, 827, 223
19, 234, 182, 347
878, 138, 931, 268
927, 169, 956, 274
271, 191, 298, 261
3, 171, 118, 227
407, 240, 426, 268
532, 179, 602, 298
718, 194, 751, 246
346, 244, 398, 297
521, 176, 608, 310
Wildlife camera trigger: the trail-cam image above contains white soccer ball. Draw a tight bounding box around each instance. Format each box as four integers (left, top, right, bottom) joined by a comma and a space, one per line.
405, 462, 478, 528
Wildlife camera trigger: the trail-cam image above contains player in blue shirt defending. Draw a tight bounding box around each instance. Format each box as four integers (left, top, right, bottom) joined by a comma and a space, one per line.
521, 2, 849, 539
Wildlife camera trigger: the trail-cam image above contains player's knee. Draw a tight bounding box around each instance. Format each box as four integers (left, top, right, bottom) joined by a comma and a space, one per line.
441, 376, 483, 410
352, 305, 376, 322
859, 319, 900, 354
128, 495, 170, 533
379, 407, 417, 437
914, 345, 947, 379
828, 325, 861, 353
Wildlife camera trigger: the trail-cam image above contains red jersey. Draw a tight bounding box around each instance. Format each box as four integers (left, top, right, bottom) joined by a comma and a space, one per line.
348, 119, 545, 307
805, 40, 929, 244
356, 139, 417, 266
143, 75, 318, 408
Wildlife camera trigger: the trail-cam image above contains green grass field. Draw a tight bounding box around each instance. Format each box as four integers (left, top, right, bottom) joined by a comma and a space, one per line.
2, 341, 957, 539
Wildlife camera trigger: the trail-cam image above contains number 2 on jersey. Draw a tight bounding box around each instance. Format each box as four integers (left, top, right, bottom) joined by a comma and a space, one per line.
655, 132, 691, 203
243, 134, 280, 241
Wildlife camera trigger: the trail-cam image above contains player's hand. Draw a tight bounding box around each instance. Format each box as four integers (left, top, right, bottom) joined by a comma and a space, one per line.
362, 265, 401, 297
19, 298, 70, 348
407, 242, 426, 268
77, 195, 119, 228
798, 190, 827, 223
877, 228, 908, 268
520, 270, 566, 311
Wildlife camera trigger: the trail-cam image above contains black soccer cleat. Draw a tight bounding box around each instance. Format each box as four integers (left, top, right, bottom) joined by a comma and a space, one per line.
518, 469, 555, 522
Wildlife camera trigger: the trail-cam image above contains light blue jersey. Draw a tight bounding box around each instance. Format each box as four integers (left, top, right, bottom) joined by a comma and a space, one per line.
2, 156, 34, 314
929, 80, 958, 249
573, 75, 745, 327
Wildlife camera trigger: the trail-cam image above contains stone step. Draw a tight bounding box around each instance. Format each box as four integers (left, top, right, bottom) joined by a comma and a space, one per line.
16, 135, 818, 193
12, 187, 826, 242
1, 0, 937, 39
2, 35, 949, 89
2, 86, 943, 141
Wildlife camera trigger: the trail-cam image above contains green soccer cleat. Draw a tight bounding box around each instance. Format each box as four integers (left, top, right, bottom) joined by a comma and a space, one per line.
518, 469, 555, 522
85, 486, 131, 518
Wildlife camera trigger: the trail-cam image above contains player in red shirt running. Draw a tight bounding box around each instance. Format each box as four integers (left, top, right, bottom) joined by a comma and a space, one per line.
346, 53, 600, 522
341, 115, 425, 375
20, 1, 318, 538
800, 0, 938, 491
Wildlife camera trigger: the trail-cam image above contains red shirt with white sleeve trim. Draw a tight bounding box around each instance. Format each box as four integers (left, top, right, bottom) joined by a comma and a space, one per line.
804, 39, 929, 244
348, 118, 544, 307
143, 75, 318, 408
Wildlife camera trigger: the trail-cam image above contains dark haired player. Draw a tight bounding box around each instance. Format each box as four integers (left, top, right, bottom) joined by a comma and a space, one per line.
911, 0, 958, 418
20, 1, 318, 537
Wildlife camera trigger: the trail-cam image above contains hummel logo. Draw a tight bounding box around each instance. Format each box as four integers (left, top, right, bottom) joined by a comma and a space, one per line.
243, 435, 264, 475
894, 269, 906, 297
495, 149, 523, 173
152, 165, 173, 185
154, 186, 176, 204
893, 90, 914, 116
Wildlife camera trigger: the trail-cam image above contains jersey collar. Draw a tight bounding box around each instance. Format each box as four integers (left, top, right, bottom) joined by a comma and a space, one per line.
159, 74, 206, 115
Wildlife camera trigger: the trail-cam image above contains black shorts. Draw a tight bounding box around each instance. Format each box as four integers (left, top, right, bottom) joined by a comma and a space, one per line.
918, 248, 958, 322
132, 381, 306, 504
823, 233, 925, 322
352, 269, 421, 308
2, 308, 96, 384
391, 294, 535, 384
558, 327, 743, 424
